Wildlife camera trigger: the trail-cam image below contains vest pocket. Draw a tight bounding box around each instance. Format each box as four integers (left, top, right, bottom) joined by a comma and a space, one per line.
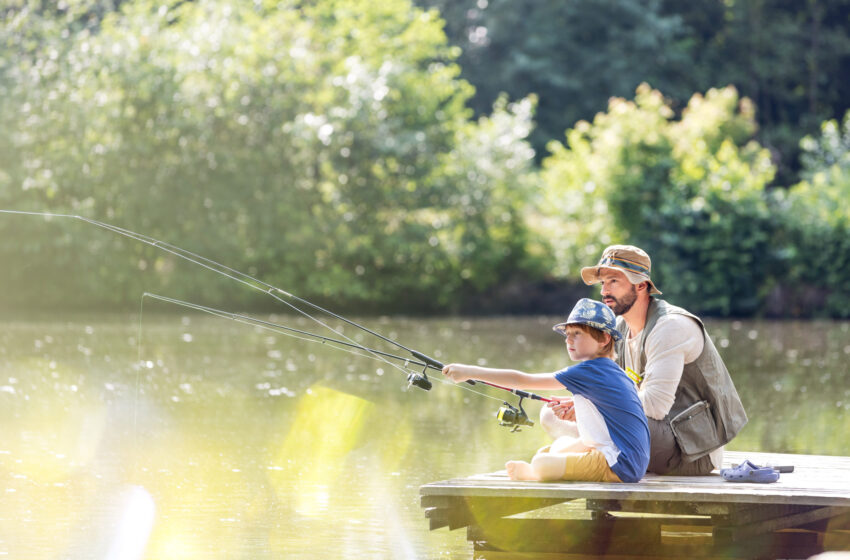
670, 400, 719, 458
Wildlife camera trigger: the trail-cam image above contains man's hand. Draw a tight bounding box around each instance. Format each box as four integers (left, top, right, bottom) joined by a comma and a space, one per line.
547, 396, 576, 421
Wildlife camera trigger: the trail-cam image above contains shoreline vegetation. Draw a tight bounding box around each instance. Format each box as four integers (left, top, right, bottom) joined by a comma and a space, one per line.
1, 1, 848, 318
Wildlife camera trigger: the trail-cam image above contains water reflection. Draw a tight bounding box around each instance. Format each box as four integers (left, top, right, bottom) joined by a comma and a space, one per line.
705, 319, 850, 455
0, 313, 848, 558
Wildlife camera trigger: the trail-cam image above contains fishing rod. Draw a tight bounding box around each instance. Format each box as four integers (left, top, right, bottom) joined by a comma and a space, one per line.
4, 209, 552, 430
141, 292, 438, 370
142, 293, 551, 431
0, 209, 428, 382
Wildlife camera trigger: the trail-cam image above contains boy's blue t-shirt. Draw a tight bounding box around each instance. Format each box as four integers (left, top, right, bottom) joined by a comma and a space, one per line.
554, 357, 650, 483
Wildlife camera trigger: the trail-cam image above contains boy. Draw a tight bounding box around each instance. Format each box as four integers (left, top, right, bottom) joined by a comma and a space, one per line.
442, 299, 650, 483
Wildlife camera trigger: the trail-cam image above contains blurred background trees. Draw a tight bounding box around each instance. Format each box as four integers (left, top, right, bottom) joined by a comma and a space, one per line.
537, 85, 778, 317
420, 0, 850, 184
1, 0, 848, 316
0, 0, 543, 312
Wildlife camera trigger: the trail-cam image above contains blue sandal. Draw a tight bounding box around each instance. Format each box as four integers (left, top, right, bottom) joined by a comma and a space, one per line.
720, 460, 780, 483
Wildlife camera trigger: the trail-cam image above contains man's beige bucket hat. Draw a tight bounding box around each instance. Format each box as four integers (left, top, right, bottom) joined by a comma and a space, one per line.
580, 245, 662, 295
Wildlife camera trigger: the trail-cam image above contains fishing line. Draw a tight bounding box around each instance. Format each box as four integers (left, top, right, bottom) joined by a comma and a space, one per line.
138, 292, 506, 402
5, 210, 549, 424
0, 210, 424, 380
141, 292, 422, 371
134, 294, 146, 473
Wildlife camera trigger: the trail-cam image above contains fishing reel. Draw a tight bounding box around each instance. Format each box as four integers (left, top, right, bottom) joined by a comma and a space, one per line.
406, 367, 432, 391
497, 396, 534, 432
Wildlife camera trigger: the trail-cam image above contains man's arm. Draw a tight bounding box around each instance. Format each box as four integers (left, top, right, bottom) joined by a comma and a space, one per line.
639, 315, 704, 420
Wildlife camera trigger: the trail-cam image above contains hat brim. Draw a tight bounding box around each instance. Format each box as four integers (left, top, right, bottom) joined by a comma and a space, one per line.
553, 321, 622, 342
580, 265, 662, 295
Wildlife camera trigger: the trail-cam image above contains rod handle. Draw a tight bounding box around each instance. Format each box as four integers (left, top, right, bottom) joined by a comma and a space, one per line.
411, 350, 476, 385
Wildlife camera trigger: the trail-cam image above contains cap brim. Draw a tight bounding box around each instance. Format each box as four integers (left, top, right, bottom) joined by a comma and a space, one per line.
581, 265, 662, 295
580, 266, 601, 286
552, 320, 622, 341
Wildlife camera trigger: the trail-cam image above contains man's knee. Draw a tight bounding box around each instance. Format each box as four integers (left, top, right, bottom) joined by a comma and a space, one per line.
646, 417, 679, 475
669, 453, 715, 476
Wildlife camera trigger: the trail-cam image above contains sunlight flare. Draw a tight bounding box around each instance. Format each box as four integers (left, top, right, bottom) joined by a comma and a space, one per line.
270, 385, 374, 517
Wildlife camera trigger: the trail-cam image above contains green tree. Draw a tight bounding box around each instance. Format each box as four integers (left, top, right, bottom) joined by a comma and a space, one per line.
777, 111, 850, 316
418, 0, 850, 182
414, 0, 689, 160
661, 0, 850, 184
538, 84, 778, 316
0, 0, 544, 312
799, 110, 850, 179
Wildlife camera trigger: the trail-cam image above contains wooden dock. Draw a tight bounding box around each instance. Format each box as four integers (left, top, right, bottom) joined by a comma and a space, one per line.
420, 451, 850, 559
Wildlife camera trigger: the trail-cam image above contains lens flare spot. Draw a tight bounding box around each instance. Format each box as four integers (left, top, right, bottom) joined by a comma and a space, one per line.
269, 385, 374, 517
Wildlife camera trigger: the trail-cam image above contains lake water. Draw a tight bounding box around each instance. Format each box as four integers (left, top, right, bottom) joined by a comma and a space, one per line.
1, 311, 848, 559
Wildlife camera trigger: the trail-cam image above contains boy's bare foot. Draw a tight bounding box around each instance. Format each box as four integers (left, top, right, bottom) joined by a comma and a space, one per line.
506, 460, 539, 481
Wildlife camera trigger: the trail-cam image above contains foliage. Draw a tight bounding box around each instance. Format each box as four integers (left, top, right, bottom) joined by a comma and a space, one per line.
799, 111, 850, 180
416, 0, 689, 160
778, 110, 850, 317
416, 0, 850, 181
0, 0, 545, 312
663, 0, 850, 183
539, 84, 779, 316
2, 0, 849, 317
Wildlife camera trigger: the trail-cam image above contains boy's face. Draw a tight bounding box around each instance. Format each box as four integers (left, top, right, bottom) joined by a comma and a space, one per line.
563, 326, 606, 362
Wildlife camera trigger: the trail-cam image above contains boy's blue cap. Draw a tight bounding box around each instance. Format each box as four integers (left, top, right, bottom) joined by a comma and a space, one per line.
552, 298, 622, 341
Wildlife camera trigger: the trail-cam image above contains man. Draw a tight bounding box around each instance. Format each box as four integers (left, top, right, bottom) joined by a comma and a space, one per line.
542, 245, 747, 475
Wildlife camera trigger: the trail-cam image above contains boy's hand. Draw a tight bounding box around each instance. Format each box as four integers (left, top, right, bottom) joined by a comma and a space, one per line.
441, 363, 474, 384
547, 396, 576, 421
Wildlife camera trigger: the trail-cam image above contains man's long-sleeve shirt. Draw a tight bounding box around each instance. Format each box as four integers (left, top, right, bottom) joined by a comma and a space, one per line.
623, 314, 723, 468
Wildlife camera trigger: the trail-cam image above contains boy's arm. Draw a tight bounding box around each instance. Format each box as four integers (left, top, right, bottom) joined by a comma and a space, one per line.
442, 363, 564, 391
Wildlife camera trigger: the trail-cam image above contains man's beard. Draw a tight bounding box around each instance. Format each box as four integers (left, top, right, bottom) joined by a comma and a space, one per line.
604, 285, 638, 315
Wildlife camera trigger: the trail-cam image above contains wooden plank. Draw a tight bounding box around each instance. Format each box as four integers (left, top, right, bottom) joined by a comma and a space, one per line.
468, 554, 747, 560
421, 452, 850, 558
421, 494, 575, 510
724, 503, 817, 526
467, 517, 663, 554
470, 553, 693, 560
471, 538, 824, 560
822, 510, 850, 532
470, 550, 820, 560
420, 451, 850, 509
588, 498, 731, 516
714, 505, 848, 542
422, 477, 850, 509
469, 553, 655, 560
420, 494, 452, 508
421, 495, 571, 531
823, 515, 850, 551
425, 506, 469, 532
423, 507, 450, 531
714, 530, 823, 559
468, 518, 825, 558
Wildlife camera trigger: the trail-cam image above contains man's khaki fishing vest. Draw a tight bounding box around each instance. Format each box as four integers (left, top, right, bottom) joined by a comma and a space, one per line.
615, 298, 748, 463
